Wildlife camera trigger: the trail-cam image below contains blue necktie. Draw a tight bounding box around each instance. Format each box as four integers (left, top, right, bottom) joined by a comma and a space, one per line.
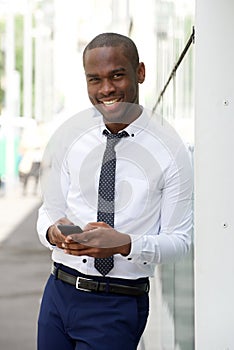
95, 130, 129, 276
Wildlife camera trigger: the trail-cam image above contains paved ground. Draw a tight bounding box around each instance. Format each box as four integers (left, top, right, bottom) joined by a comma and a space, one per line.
0, 186, 51, 350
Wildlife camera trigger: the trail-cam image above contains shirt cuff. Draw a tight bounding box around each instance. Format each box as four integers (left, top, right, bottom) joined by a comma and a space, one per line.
123, 232, 163, 266
37, 217, 55, 250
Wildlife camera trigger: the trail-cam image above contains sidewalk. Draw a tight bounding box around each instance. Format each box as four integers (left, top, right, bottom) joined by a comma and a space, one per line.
0, 182, 41, 244
0, 183, 51, 350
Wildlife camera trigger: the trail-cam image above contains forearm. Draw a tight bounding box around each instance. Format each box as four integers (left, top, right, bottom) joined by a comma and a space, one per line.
113, 233, 131, 256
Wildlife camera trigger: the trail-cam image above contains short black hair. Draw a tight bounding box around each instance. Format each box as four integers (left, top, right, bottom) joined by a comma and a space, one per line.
83, 32, 139, 70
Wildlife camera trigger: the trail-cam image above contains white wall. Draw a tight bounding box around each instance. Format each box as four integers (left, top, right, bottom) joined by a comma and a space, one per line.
195, 0, 234, 348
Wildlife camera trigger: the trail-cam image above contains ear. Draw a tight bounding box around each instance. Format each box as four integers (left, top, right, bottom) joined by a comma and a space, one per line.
137, 62, 145, 84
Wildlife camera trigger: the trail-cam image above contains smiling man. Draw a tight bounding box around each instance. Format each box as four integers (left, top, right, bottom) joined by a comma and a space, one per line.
37, 33, 193, 350
83, 33, 145, 133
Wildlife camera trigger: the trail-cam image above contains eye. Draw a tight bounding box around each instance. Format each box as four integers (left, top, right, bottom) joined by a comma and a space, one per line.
112, 73, 124, 80
87, 77, 100, 83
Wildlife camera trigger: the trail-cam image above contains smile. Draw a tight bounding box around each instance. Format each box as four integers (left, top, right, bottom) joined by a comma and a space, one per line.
102, 99, 119, 106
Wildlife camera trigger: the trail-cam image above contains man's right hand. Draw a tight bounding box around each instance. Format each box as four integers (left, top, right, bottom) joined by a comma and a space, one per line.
47, 217, 74, 248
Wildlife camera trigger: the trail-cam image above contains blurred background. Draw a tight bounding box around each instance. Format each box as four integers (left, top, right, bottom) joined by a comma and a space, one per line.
0, 0, 194, 195
0, 1, 195, 349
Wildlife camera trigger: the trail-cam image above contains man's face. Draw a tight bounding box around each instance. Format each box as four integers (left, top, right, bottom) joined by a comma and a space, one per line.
83, 46, 145, 126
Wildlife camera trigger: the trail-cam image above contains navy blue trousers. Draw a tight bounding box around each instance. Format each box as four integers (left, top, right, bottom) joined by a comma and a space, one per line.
37, 265, 149, 350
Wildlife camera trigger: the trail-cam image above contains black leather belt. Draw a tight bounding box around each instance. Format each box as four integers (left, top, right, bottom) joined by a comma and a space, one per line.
52, 265, 149, 296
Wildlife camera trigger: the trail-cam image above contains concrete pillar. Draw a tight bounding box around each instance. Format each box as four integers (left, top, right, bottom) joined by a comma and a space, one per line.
195, 0, 234, 348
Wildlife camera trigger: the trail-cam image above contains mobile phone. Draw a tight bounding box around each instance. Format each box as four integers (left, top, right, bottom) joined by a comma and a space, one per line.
57, 225, 83, 235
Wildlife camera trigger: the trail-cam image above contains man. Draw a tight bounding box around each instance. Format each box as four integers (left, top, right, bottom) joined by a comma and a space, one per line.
37, 32, 193, 350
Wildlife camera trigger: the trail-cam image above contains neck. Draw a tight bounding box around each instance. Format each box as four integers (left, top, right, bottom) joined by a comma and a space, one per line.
105, 123, 128, 134
104, 104, 142, 134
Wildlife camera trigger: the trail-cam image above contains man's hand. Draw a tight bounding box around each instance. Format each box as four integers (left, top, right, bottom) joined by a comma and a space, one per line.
62, 222, 131, 258
47, 217, 74, 248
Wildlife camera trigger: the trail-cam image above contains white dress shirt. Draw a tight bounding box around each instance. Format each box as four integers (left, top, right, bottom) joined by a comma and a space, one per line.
37, 107, 193, 279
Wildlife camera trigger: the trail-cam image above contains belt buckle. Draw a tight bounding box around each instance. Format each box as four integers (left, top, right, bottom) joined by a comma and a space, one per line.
76, 277, 92, 292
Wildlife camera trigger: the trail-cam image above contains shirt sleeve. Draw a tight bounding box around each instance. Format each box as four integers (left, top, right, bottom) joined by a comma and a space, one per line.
37, 137, 70, 249
37, 204, 55, 249
126, 143, 193, 265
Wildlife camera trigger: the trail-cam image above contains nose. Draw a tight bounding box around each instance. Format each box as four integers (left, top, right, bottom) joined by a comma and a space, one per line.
99, 78, 116, 95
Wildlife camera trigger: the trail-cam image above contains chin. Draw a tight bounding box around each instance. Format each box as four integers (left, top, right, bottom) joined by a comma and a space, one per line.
94, 105, 120, 121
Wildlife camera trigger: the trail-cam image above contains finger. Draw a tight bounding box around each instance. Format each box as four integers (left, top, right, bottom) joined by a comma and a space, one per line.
64, 247, 106, 258
48, 225, 66, 245
83, 221, 110, 231
65, 232, 91, 244
53, 225, 67, 239
83, 223, 97, 231
95, 221, 111, 228
62, 243, 82, 251
63, 246, 92, 255
56, 242, 65, 249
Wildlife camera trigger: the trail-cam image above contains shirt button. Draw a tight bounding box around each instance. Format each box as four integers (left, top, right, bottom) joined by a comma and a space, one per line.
143, 262, 147, 265
127, 257, 132, 261
82, 259, 87, 263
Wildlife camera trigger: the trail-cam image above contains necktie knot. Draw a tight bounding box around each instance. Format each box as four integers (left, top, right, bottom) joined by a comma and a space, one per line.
103, 129, 129, 143
105, 130, 129, 138
104, 130, 129, 149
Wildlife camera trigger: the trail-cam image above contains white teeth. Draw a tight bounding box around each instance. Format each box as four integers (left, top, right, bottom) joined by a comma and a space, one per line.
103, 99, 118, 106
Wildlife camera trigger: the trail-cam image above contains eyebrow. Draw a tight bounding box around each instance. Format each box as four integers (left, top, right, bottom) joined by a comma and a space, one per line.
86, 67, 126, 78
